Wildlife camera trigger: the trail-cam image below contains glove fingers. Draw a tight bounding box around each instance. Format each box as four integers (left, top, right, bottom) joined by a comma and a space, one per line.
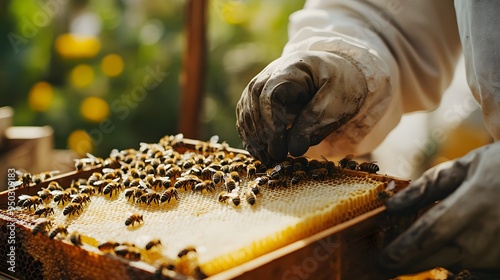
380, 179, 484, 274
386, 159, 471, 213
260, 80, 312, 161
236, 79, 271, 165
287, 72, 366, 156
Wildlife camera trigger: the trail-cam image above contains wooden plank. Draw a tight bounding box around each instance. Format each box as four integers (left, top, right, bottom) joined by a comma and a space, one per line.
179, 0, 207, 139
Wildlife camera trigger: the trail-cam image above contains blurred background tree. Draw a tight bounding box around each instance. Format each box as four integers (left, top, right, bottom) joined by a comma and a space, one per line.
0, 0, 305, 158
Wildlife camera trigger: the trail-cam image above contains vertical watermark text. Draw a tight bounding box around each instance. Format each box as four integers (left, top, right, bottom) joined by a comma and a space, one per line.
6, 168, 17, 272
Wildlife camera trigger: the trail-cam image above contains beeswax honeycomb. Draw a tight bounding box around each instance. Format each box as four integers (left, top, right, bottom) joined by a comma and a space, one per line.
2, 135, 392, 278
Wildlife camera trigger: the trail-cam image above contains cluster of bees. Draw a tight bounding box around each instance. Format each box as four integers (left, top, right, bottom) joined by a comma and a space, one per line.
16, 181, 93, 219
13, 134, 383, 279
31, 218, 81, 245
30, 217, 202, 279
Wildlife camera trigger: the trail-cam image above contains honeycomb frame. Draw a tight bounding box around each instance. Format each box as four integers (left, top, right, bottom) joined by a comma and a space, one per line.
0, 137, 412, 280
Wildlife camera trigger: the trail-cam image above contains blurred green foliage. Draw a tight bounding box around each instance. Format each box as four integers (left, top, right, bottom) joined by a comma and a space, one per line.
0, 0, 305, 157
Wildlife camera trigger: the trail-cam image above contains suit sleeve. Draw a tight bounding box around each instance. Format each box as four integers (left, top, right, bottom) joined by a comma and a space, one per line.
283, 0, 462, 155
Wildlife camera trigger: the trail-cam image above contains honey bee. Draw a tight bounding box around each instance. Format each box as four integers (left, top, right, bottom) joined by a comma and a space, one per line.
182, 159, 196, 169
69, 232, 82, 246
103, 181, 122, 198
246, 191, 257, 206
212, 171, 224, 187
154, 261, 176, 278
169, 133, 185, 150
218, 191, 240, 206
79, 185, 96, 195
145, 239, 162, 250
339, 154, 355, 169
231, 153, 247, 163
123, 177, 137, 188
228, 162, 245, 173
98, 241, 120, 252
252, 160, 266, 173
37, 189, 53, 201
49, 225, 68, 239
310, 168, 328, 180
138, 190, 160, 205
74, 159, 87, 171
38, 170, 61, 182
246, 164, 257, 178
34, 207, 54, 217
193, 180, 216, 193
224, 177, 237, 192
135, 160, 146, 170
268, 179, 286, 190
63, 202, 83, 217
102, 168, 118, 180
110, 148, 125, 161
53, 191, 72, 205
125, 213, 144, 227
71, 194, 91, 205
144, 174, 156, 187
16, 171, 33, 187
358, 161, 379, 174
319, 155, 335, 174
146, 158, 161, 169
200, 167, 216, 181
229, 171, 240, 183
32, 174, 43, 185
290, 170, 307, 185
177, 246, 197, 258
144, 164, 155, 175
18, 195, 43, 210
125, 187, 144, 201
32, 219, 53, 236
255, 176, 269, 186
214, 151, 226, 160
183, 165, 202, 177
87, 172, 102, 186
267, 165, 281, 180
280, 161, 292, 176
174, 176, 202, 191
47, 181, 64, 191
114, 245, 141, 261
156, 163, 167, 177
66, 186, 79, 195
129, 168, 141, 179
195, 142, 208, 154
347, 160, 359, 171
249, 182, 260, 195
165, 166, 182, 180
84, 152, 105, 166
160, 187, 179, 203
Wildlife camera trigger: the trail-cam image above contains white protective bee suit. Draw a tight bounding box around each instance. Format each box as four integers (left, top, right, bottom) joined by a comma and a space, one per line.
235, 0, 500, 275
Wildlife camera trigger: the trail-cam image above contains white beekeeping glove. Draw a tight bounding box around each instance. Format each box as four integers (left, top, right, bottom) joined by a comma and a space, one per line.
380, 142, 500, 275
236, 50, 391, 165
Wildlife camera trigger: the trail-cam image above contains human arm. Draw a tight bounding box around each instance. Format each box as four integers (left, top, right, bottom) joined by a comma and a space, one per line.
380, 0, 500, 274
236, 0, 462, 164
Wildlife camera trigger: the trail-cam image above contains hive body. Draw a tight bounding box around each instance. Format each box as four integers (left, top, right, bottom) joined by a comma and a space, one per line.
0, 135, 401, 278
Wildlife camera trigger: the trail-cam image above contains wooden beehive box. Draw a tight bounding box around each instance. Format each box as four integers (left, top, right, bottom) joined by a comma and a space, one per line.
0, 136, 415, 280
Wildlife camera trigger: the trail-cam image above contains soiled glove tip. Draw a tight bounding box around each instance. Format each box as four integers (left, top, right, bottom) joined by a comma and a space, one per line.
288, 135, 310, 157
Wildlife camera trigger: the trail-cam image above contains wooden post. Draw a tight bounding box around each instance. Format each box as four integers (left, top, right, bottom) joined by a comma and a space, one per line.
179, 0, 207, 139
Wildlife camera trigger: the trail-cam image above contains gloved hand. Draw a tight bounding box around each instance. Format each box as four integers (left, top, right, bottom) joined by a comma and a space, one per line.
380, 141, 500, 275
235, 50, 368, 165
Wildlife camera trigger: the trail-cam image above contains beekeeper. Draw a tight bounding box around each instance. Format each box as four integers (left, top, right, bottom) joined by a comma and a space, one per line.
236, 0, 500, 275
